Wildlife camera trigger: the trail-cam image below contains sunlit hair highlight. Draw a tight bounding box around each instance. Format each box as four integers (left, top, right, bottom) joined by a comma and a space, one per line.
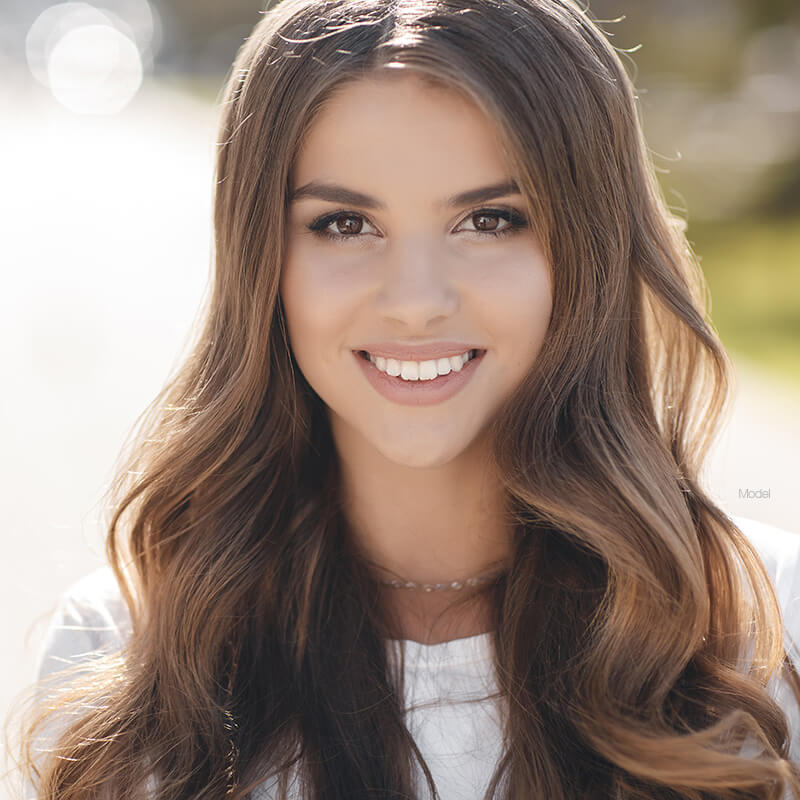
13, 0, 800, 797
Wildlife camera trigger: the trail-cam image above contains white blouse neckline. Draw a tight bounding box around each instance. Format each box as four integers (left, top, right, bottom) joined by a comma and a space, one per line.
387, 630, 495, 669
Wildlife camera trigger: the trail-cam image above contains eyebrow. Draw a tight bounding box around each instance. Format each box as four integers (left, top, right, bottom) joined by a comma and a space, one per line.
289, 179, 521, 210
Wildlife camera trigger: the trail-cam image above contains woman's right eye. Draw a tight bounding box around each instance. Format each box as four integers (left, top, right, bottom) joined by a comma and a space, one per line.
307, 211, 378, 245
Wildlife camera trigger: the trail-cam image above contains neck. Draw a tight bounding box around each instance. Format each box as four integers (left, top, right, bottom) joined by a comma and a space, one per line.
381, 582, 498, 644
335, 429, 512, 590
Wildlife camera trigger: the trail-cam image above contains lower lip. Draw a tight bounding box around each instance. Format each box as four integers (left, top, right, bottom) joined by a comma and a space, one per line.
353, 350, 485, 406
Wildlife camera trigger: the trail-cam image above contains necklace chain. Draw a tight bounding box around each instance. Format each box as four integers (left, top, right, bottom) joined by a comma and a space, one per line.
378, 572, 502, 592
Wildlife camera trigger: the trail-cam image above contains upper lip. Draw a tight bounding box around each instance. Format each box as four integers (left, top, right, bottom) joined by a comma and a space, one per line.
354, 342, 485, 361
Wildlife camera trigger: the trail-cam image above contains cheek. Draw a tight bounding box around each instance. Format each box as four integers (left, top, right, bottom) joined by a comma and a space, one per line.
280, 258, 317, 361
283, 246, 369, 306
280, 254, 363, 358
477, 254, 553, 350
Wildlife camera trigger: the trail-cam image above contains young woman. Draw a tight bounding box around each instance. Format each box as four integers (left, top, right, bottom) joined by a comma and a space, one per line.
19, 0, 800, 797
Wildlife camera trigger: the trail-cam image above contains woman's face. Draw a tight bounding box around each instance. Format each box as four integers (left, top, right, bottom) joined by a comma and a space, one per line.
281, 70, 553, 468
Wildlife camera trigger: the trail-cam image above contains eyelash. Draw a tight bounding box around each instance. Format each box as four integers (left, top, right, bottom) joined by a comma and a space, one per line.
306, 206, 529, 245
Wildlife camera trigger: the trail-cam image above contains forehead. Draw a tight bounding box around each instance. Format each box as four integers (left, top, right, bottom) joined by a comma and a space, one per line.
291, 70, 513, 192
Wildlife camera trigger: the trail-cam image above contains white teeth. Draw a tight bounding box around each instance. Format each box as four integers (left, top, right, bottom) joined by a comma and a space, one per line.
449, 354, 467, 373
367, 350, 477, 381
401, 361, 420, 380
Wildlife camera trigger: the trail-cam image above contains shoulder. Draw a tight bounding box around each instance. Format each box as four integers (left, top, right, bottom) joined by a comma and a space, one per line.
728, 514, 800, 614
728, 515, 800, 764
36, 566, 132, 683
727, 513, 800, 653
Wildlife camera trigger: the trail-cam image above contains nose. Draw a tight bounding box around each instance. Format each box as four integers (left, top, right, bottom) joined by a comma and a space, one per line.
374, 240, 459, 329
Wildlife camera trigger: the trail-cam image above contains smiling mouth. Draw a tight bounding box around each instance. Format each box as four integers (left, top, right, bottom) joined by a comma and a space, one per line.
355, 349, 484, 361
355, 348, 485, 380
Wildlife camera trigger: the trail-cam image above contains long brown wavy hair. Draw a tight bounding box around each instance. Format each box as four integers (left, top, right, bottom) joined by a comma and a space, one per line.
14, 0, 800, 797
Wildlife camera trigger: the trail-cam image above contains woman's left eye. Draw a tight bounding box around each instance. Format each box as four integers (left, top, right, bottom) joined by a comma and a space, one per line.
306, 207, 529, 245
455, 208, 529, 239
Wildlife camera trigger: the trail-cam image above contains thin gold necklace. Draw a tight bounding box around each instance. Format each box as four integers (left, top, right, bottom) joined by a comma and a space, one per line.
378, 569, 506, 592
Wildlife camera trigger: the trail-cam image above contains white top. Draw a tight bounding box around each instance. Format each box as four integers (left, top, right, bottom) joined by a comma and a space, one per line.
34, 514, 800, 799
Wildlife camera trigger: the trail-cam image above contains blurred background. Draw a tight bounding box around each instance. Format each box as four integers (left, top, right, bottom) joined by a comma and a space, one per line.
1, 0, 798, 793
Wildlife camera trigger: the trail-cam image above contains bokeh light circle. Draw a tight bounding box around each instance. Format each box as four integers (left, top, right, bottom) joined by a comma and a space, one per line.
47, 23, 143, 114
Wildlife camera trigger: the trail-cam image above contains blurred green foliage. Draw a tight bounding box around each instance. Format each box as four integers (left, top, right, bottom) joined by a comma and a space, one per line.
688, 217, 800, 389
